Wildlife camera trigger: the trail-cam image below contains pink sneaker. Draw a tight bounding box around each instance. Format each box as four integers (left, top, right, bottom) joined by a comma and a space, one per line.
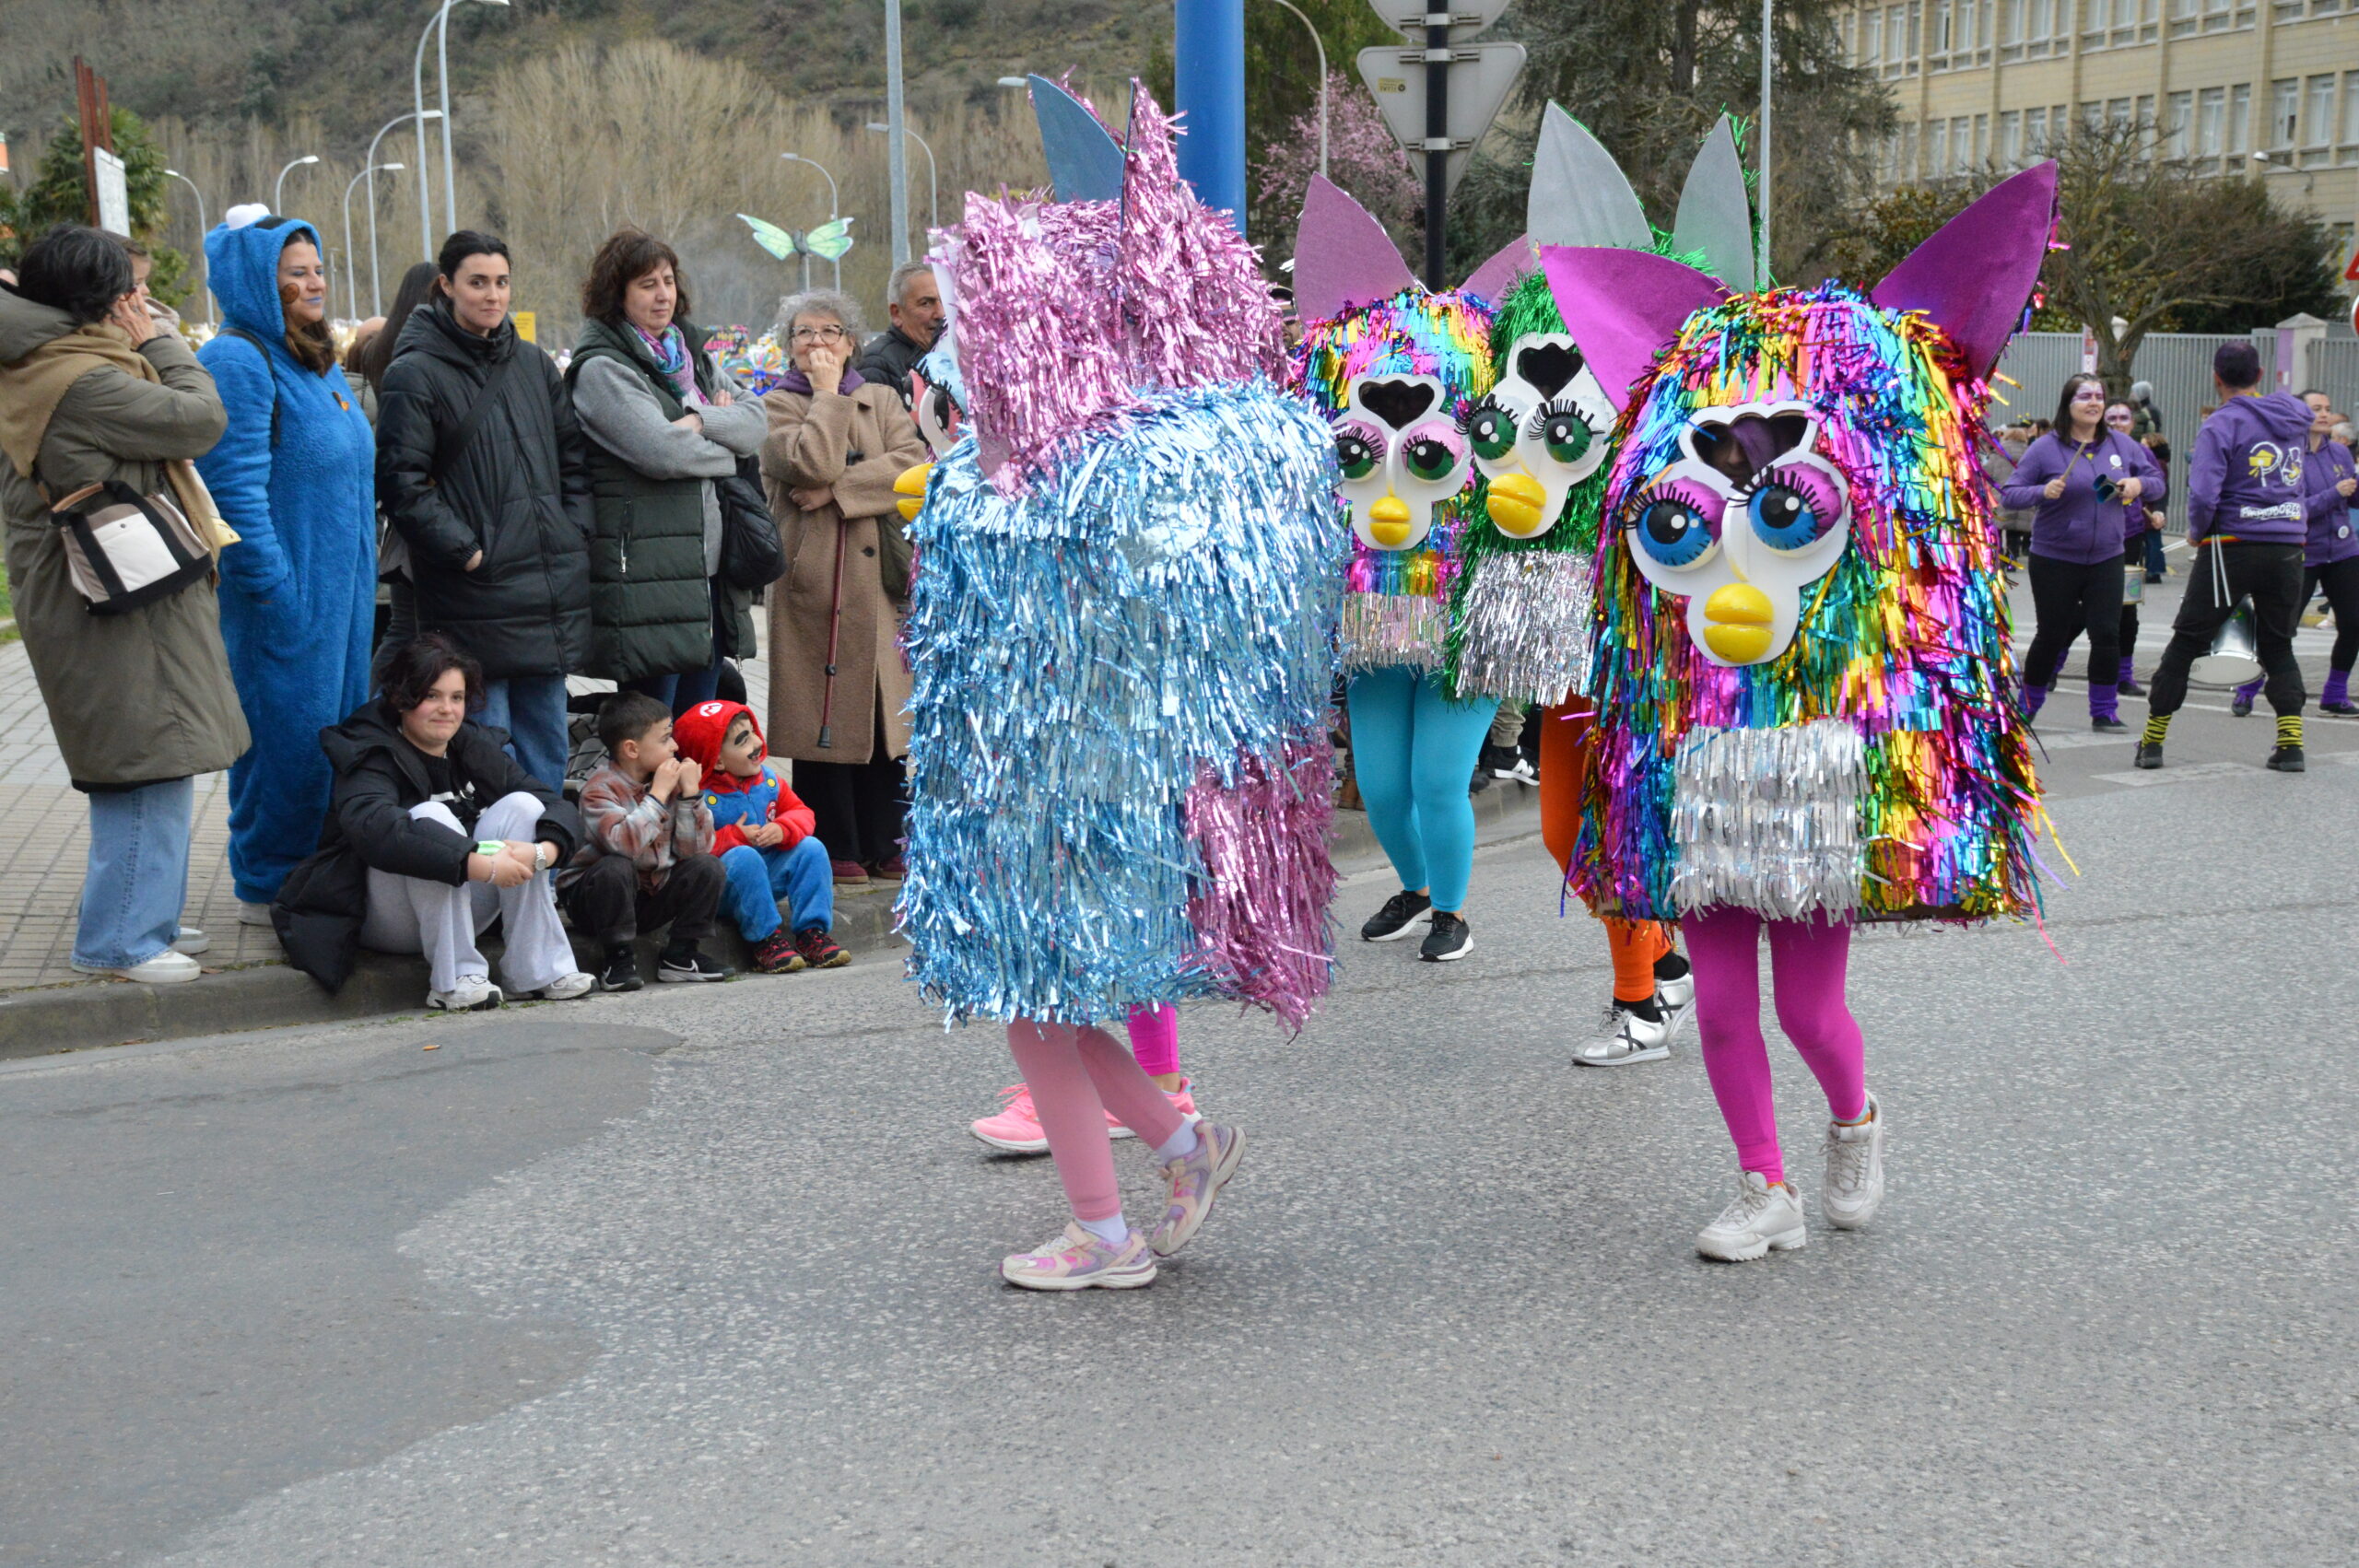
1000, 1222, 1157, 1291
969, 1084, 1049, 1153
1148, 1121, 1245, 1258
1108, 1079, 1200, 1141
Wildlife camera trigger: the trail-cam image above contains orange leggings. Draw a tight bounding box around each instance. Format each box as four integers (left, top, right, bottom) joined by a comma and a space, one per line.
1539, 699, 1673, 1003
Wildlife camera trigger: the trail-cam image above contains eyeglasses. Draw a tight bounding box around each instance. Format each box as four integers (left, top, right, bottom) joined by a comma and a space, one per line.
790, 325, 849, 343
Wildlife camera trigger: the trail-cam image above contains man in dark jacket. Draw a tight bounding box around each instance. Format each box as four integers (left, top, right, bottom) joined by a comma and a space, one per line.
849, 260, 944, 404
2137, 341, 2315, 773
375, 232, 593, 791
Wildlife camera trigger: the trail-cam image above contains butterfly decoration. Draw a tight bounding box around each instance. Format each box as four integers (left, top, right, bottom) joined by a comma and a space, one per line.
736, 213, 857, 263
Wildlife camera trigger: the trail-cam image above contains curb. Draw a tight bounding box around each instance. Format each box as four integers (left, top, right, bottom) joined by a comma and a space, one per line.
0, 782, 1539, 1063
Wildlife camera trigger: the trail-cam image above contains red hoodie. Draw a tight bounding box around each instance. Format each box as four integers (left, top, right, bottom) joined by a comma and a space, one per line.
670, 699, 818, 854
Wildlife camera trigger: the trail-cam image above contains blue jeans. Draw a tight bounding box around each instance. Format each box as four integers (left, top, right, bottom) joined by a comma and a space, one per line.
479, 674, 571, 794
718, 838, 834, 942
75, 778, 194, 969
621, 658, 723, 718
1346, 665, 1497, 913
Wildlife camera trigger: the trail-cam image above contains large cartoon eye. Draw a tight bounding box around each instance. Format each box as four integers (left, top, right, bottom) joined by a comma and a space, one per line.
1334, 424, 1382, 482
1466, 398, 1517, 462
1540, 407, 1593, 467
1629, 477, 1725, 569
1745, 463, 1845, 554
1395, 420, 1469, 490
1404, 436, 1458, 482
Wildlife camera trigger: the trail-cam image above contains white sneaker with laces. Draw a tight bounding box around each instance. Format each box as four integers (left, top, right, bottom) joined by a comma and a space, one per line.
1572, 1000, 1672, 1066
1695, 1170, 1808, 1261
1820, 1094, 1886, 1230
428, 977, 504, 1012
172, 926, 211, 956
71, 950, 202, 985
516, 972, 594, 1001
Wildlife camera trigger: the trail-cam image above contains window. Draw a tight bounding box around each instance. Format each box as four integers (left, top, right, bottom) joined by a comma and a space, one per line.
2079, 101, 2102, 136
2271, 79, 2296, 150
1886, 4, 1907, 69
2026, 104, 2049, 151
1931, 117, 1951, 175
2202, 0, 2231, 28
1932, 0, 1953, 60
2170, 0, 2198, 34
2308, 76, 2336, 147
2136, 95, 2154, 135
1864, 6, 1884, 64
2001, 109, 2024, 162
2108, 97, 2133, 133
2166, 90, 2192, 156
2343, 73, 2359, 146
2198, 87, 2225, 156
1974, 112, 1989, 164
1901, 121, 1917, 178
2028, 0, 2053, 47
2228, 84, 2251, 155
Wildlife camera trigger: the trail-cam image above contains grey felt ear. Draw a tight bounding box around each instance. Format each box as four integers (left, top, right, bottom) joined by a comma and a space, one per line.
1527, 103, 1651, 252
1672, 115, 1755, 293
1028, 75, 1125, 204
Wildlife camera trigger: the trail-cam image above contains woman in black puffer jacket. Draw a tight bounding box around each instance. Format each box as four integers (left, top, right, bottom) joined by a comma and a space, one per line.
375, 230, 593, 792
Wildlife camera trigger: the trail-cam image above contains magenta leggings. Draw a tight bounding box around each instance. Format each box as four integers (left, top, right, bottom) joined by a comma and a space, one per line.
1682, 907, 1868, 1187
1007, 1016, 1190, 1223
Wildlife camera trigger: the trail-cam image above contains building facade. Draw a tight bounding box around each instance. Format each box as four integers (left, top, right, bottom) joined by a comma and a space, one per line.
1837, 0, 2359, 265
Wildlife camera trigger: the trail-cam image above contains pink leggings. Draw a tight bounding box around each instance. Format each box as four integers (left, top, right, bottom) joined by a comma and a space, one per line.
1124, 1004, 1180, 1078
1007, 1016, 1190, 1223
1682, 907, 1868, 1187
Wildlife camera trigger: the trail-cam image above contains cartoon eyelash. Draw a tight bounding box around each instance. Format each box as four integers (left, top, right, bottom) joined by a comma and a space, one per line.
1622, 474, 1725, 528
1524, 395, 1589, 442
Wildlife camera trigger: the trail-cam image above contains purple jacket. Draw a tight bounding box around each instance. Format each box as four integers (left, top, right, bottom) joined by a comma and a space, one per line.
2000, 429, 2168, 565
2186, 391, 2313, 546
2303, 436, 2359, 567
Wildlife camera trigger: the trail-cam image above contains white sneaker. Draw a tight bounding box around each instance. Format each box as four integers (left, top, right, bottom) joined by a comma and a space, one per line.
171, 926, 210, 956
1696, 1170, 1808, 1261
1572, 1000, 1672, 1066
236, 899, 274, 927
515, 971, 594, 1001
1656, 965, 1694, 1024
72, 949, 203, 984
428, 977, 504, 1012
1820, 1094, 1887, 1230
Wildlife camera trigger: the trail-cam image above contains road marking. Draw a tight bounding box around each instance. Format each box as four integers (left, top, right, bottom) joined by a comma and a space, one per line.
2029, 730, 2139, 751
2090, 761, 2262, 788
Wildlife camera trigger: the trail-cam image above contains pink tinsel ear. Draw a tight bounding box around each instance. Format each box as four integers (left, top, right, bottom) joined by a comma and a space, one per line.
1871, 161, 2059, 380
1292, 175, 1421, 322
1537, 246, 1725, 411
1461, 234, 1534, 307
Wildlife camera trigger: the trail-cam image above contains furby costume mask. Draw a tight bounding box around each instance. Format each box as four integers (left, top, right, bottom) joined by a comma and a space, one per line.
1549, 163, 2059, 926
895, 77, 1344, 1029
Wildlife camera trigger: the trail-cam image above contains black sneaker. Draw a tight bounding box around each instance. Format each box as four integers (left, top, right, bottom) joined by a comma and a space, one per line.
2324, 698, 2359, 716
2119, 673, 2145, 696
2266, 744, 2306, 773
2133, 740, 2164, 770
1480, 742, 1520, 779
658, 946, 730, 983
2091, 714, 2126, 732
1360, 889, 1432, 942
1468, 764, 1493, 795
598, 948, 642, 992
1418, 911, 1473, 963
2230, 695, 2254, 718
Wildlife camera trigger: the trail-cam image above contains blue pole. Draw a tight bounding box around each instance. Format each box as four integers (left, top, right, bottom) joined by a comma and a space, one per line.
1174, 0, 1247, 237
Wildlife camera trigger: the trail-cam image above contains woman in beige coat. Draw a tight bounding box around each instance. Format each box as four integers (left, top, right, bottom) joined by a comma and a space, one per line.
760, 289, 929, 887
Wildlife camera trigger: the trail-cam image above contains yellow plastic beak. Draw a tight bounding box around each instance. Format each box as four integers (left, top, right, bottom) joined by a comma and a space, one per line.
1366, 492, 1414, 548
894, 462, 933, 522
1485, 469, 1549, 537
1702, 581, 1775, 664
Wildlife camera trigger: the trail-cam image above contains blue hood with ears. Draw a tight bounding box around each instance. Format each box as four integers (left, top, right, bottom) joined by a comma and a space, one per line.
203, 215, 325, 342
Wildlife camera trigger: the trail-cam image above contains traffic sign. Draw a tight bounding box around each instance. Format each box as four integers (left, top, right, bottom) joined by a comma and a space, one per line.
1356, 41, 1527, 199
2343, 244, 2359, 282
1367, 2, 1513, 41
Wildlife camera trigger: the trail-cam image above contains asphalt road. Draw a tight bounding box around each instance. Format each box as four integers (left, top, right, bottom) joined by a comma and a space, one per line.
4, 600, 2354, 1565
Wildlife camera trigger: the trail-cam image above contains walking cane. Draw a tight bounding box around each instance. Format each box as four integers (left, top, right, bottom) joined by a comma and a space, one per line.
815, 516, 849, 750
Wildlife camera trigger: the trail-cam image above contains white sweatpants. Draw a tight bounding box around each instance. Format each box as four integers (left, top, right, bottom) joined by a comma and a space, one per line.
358, 792, 578, 995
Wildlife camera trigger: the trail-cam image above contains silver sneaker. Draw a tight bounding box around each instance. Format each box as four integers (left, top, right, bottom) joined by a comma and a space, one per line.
1696, 1170, 1808, 1261
1573, 1000, 1672, 1066
1821, 1094, 1886, 1230
1000, 1222, 1158, 1291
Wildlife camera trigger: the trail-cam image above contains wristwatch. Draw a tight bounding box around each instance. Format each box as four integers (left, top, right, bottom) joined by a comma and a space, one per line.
533, 844, 552, 873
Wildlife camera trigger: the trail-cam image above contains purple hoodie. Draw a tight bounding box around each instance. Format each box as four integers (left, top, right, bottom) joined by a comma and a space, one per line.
2000, 428, 2168, 565
2185, 390, 2314, 546
2302, 435, 2359, 567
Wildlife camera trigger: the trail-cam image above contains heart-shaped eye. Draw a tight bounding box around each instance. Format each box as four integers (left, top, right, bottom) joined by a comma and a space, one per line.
1358, 378, 1439, 431
1514, 341, 1581, 399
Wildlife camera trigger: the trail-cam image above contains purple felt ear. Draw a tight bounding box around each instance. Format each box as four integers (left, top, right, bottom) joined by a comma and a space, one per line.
1461, 234, 1533, 307
1536, 247, 1725, 412
1871, 161, 2059, 380
1292, 174, 1421, 323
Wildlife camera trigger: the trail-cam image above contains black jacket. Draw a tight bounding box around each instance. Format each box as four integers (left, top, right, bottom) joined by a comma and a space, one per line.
272, 698, 582, 991
376, 301, 593, 678
851, 324, 932, 405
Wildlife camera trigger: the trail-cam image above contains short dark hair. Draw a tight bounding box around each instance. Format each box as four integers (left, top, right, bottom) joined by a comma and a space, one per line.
436, 228, 511, 282
597, 692, 673, 755
11, 225, 134, 325
381, 633, 484, 719
2213, 341, 2262, 390
2052, 372, 2107, 433
581, 228, 690, 327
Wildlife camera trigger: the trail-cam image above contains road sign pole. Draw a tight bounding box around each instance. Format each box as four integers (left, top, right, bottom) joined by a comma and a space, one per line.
1423, 15, 1448, 288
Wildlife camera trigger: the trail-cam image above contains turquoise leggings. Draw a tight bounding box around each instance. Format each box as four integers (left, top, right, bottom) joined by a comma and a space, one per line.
1346, 666, 1498, 913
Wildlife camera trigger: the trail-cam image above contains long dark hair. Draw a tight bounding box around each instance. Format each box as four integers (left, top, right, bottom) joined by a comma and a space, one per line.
350, 262, 438, 393
279, 228, 338, 376
2052, 373, 2107, 438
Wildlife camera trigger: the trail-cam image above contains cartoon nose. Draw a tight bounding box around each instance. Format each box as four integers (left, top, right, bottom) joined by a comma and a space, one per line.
1366, 492, 1414, 548
1702, 581, 1775, 663
894, 462, 933, 522
1485, 469, 1549, 537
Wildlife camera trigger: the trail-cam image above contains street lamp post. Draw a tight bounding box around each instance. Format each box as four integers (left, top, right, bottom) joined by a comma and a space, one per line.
1757, 0, 1773, 286
344, 163, 404, 325
885, 0, 910, 264
162, 168, 215, 324
414, 0, 509, 261
275, 154, 320, 212
1257, 0, 1328, 181
780, 152, 842, 290
365, 108, 437, 313
440, 0, 511, 235
866, 123, 935, 234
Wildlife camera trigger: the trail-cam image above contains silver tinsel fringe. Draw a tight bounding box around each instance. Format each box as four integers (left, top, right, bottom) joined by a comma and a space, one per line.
1452, 550, 1596, 705
1668, 720, 1867, 920
1339, 592, 1447, 673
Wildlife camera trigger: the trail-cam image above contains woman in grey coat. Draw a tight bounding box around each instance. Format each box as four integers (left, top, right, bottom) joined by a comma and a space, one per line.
565, 229, 769, 713
0, 226, 249, 984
